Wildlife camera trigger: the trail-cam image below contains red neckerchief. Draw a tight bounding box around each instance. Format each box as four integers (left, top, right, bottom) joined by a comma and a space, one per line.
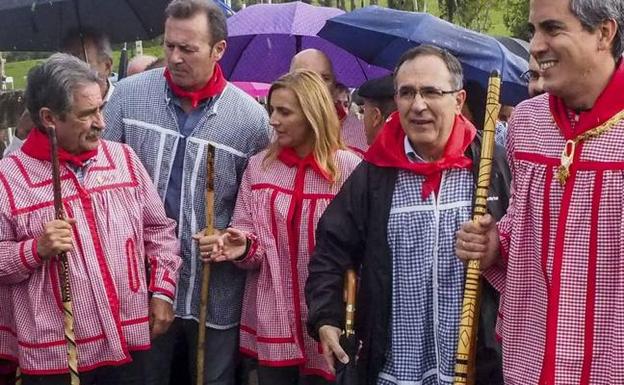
277, 147, 332, 182
21, 127, 98, 167
365, 111, 476, 199
164, 63, 227, 109
335, 100, 347, 121
549, 59, 624, 139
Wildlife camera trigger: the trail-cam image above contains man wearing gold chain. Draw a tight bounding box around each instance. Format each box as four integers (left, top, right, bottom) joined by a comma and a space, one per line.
455, 0, 624, 384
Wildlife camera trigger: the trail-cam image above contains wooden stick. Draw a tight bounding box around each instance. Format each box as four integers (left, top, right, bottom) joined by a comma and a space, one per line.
47, 126, 80, 385
454, 71, 501, 385
197, 145, 216, 385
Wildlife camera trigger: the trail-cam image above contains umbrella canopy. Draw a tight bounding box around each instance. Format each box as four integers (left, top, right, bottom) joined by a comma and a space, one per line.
319, 6, 529, 105
220, 1, 389, 88
0, 0, 234, 51
495, 36, 530, 62
231, 81, 271, 98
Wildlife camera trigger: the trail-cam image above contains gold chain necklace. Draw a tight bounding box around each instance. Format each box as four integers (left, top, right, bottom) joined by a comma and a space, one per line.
556, 110, 624, 185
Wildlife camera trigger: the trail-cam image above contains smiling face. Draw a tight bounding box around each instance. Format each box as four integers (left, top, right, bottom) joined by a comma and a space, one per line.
529, 0, 614, 105
269, 87, 315, 156
394, 55, 465, 161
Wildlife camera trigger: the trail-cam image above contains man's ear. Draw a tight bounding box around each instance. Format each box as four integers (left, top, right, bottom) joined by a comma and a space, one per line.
39, 107, 57, 129
455, 89, 467, 115
372, 106, 384, 127
104, 57, 113, 78
212, 40, 227, 61
597, 18, 618, 53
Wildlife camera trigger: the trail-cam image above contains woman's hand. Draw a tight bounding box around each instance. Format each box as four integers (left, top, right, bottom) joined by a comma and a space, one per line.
193, 228, 248, 263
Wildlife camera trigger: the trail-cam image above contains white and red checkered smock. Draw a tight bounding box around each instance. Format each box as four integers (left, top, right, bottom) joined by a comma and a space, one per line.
485, 92, 624, 384
232, 148, 360, 380
342, 114, 368, 156
0, 140, 180, 375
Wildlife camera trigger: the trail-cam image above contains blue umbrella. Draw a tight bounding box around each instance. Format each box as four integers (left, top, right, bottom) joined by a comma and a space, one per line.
220, 1, 389, 88
0, 0, 234, 51
319, 6, 529, 105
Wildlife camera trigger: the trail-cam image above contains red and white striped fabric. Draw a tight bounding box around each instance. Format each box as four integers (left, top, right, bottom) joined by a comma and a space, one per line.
484, 93, 624, 384
0, 140, 180, 375
341, 114, 368, 156
232, 149, 360, 380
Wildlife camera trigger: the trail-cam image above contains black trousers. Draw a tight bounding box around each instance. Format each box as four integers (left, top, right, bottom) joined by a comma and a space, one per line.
21, 350, 148, 385
145, 318, 239, 385
256, 365, 334, 385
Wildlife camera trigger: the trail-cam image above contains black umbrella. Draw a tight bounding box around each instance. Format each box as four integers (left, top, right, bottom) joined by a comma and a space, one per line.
494, 36, 530, 62
0, 0, 235, 51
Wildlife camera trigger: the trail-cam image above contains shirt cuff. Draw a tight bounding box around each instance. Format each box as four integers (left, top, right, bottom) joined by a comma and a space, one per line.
152, 293, 174, 304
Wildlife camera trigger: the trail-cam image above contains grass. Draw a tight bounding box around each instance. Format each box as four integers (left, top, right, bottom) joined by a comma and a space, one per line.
2, 45, 163, 91
2, 1, 509, 90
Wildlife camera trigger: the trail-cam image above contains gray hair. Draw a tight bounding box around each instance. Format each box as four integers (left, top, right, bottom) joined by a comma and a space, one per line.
570, 0, 624, 58
165, 0, 228, 44
61, 27, 113, 64
394, 45, 464, 90
25, 53, 99, 129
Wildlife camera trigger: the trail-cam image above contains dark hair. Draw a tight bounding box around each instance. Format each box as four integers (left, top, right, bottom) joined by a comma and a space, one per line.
368, 98, 397, 121
393, 45, 464, 90
165, 0, 228, 45
570, 0, 624, 58
61, 27, 113, 63
25, 53, 99, 129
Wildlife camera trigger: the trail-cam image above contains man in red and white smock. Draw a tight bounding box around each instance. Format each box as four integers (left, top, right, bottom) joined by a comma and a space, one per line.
457, 0, 624, 384
0, 53, 181, 385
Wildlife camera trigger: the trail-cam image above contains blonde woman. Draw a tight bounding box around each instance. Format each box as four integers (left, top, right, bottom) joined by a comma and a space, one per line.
197, 70, 360, 384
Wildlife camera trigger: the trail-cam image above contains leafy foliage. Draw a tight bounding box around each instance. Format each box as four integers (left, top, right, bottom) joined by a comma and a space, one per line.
503, 0, 531, 40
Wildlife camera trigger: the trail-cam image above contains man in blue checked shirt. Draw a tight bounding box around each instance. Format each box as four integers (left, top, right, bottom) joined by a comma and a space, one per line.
103, 1, 270, 384
305, 45, 510, 385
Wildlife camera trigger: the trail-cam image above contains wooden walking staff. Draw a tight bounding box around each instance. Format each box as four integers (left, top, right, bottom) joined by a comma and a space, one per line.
47, 126, 80, 385
454, 71, 501, 385
197, 144, 216, 385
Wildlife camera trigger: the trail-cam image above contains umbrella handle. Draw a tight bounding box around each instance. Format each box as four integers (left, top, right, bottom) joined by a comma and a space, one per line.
344, 269, 357, 337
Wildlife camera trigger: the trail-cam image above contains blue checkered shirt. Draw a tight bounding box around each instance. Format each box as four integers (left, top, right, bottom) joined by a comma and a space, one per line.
378, 144, 473, 384
103, 68, 270, 327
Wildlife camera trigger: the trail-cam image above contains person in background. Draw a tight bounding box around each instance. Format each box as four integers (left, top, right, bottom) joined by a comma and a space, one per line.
61, 28, 115, 103
334, 82, 351, 117
523, 55, 546, 98
127, 54, 159, 76
357, 74, 396, 144
290, 49, 368, 155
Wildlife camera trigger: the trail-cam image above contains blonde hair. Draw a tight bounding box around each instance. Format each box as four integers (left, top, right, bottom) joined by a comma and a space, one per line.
264, 69, 344, 182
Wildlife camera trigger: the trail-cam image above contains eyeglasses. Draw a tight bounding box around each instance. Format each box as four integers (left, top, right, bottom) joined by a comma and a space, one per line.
395, 86, 461, 102
521, 69, 540, 84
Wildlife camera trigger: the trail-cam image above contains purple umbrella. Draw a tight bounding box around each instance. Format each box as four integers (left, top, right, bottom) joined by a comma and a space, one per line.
220, 1, 389, 88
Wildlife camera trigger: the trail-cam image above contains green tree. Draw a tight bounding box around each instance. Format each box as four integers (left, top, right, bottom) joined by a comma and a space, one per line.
438, 0, 457, 22
503, 0, 531, 40
455, 0, 499, 32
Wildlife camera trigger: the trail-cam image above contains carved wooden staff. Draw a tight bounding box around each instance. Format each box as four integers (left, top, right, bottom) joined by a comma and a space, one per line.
197, 144, 215, 385
454, 71, 501, 385
47, 126, 80, 385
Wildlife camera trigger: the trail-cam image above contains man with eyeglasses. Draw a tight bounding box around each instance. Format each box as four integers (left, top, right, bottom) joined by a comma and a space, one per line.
305, 45, 510, 385
523, 55, 545, 97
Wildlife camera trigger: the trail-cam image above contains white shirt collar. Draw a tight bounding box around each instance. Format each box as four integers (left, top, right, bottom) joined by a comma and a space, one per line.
104, 79, 115, 103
